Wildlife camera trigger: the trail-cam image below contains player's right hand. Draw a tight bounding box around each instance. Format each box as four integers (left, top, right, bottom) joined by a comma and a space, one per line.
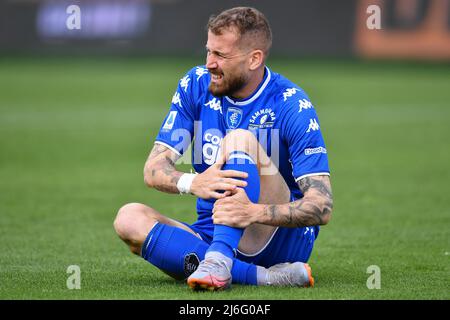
190, 161, 248, 199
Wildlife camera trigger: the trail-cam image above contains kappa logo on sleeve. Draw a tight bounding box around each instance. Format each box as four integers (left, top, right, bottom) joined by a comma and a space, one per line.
306, 118, 320, 133
282, 87, 300, 101
195, 67, 209, 81
172, 92, 182, 108
299, 99, 313, 112
162, 111, 177, 130
180, 75, 190, 92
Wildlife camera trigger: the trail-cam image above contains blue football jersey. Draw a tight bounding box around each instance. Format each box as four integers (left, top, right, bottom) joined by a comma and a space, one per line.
155, 65, 330, 226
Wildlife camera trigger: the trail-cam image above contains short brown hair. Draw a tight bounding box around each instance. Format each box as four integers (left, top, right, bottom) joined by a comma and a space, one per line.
207, 7, 272, 54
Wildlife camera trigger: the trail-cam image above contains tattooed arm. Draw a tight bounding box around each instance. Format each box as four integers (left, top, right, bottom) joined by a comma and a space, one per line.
261, 175, 333, 227
144, 143, 248, 197
212, 174, 333, 228
143, 143, 183, 194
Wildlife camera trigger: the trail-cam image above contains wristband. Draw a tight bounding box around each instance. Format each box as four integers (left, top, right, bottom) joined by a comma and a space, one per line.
176, 173, 197, 194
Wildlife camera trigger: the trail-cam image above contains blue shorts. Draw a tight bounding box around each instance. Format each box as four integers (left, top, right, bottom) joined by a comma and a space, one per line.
184, 219, 319, 268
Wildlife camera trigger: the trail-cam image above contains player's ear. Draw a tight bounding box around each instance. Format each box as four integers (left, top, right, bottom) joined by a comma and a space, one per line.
248, 50, 264, 71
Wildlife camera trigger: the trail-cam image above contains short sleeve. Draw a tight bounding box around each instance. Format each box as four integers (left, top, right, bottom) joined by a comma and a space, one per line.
280, 90, 330, 182
155, 68, 198, 156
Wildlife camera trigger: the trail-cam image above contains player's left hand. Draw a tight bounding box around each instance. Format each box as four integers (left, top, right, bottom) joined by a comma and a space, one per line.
212, 188, 259, 228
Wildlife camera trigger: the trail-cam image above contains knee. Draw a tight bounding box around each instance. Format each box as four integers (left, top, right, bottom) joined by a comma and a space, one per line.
222, 129, 259, 155
223, 129, 256, 145
113, 203, 156, 243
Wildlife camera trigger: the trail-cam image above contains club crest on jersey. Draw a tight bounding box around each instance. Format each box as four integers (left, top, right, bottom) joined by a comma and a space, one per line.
226, 107, 243, 129
248, 108, 276, 129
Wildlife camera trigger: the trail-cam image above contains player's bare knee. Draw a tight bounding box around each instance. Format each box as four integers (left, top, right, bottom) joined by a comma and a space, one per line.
114, 203, 137, 239
222, 129, 261, 160
114, 203, 157, 241
222, 129, 276, 175
222, 129, 257, 151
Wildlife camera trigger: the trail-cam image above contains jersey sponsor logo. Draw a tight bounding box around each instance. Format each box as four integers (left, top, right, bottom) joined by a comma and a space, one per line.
162, 111, 177, 130
226, 107, 243, 129
180, 75, 190, 92
299, 99, 313, 112
195, 67, 208, 81
306, 118, 320, 133
204, 98, 223, 114
282, 87, 300, 101
304, 146, 327, 156
203, 131, 223, 165
171, 91, 182, 108
248, 108, 276, 129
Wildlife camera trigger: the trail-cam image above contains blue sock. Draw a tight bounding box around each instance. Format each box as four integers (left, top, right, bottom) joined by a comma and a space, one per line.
207, 151, 260, 260
141, 222, 257, 285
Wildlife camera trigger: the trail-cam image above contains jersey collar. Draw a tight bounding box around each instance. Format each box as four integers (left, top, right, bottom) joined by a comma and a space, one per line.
225, 66, 271, 106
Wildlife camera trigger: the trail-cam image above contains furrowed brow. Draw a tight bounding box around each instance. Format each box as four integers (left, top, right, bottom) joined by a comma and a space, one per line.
206, 46, 226, 56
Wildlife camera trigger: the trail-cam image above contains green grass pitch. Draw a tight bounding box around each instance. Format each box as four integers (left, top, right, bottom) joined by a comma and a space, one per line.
0, 56, 449, 299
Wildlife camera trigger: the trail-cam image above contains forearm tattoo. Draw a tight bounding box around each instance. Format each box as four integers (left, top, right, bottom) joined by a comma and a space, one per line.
145, 144, 183, 193
263, 175, 333, 227
299, 176, 333, 199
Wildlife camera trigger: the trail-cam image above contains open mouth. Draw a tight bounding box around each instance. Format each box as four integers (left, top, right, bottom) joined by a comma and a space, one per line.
211, 73, 223, 83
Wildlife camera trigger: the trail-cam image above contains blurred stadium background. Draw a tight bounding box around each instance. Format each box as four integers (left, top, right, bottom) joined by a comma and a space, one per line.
0, 0, 449, 299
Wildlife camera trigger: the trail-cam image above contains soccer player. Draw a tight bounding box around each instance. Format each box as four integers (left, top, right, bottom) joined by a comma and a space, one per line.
114, 7, 333, 291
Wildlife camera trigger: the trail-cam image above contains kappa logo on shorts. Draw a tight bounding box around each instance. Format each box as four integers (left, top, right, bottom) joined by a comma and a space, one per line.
183, 252, 200, 277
